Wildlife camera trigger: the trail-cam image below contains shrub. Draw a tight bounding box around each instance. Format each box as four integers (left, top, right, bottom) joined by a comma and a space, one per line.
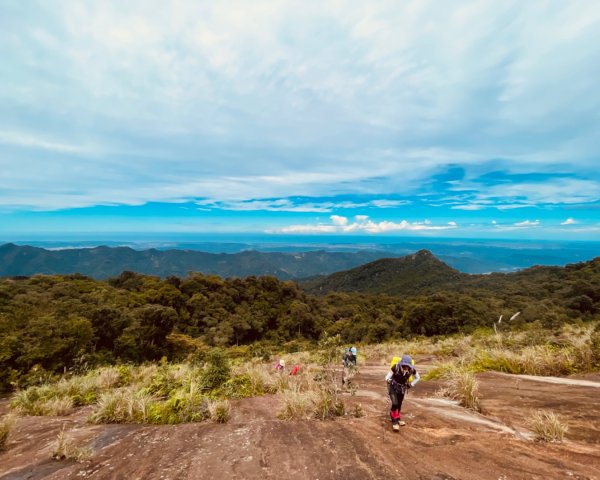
424, 360, 463, 380
312, 389, 345, 420
39, 397, 74, 416
438, 369, 480, 411
10, 387, 44, 415
88, 389, 156, 424
208, 399, 231, 423
277, 389, 317, 420
0, 415, 15, 452
148, 383, 208, 424
95, 367, 124, 390
590, 332, 600, 368
351, 403, 364, 418
527, 410, 568, 442
201, 349, 231, 391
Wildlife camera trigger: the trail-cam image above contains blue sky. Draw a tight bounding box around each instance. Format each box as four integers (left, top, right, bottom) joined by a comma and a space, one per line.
1, 1, 600, 240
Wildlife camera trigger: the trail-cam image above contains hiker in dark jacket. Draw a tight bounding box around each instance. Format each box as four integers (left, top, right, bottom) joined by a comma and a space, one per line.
342, 348, 354, 367
385, 355, 420, 430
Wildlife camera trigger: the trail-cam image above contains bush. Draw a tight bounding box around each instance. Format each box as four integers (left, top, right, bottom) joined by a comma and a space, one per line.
312, 389, 345, 420
438, 369, 480, 411
0, 415, 15, 452
149, 379, 209, 424
590, 332, 600, 368
39, 397, 74, 416
88, 389, 155, 424
351, 403, 364, 418
527, 410, 568, 442
277, 389, 317, 420
424, 360, 464, 380
208, 399, 231, 423
201, 349, 231, 391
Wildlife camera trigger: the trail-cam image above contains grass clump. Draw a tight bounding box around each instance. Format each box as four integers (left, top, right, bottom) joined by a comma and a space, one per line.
351, 403, 364, 418
208, 399, 231, 423
438, 369, 480, 411
527, 410, 568, 442
52, 428, 92, 462
148, 381, 209, 424
88, 388, 155, 424
38, 396, 74, 416
277, 388, 317, 420
277, 334, 346, 420
424, 360, 466, 380
0, 414, 16, 452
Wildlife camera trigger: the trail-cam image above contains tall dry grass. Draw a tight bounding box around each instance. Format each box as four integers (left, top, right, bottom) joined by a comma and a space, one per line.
438, 369, 480, 411
208, 399, 231, 423
427, 322, 599, 379
88, 388, 156, 424
0, 414, 15, 452
277, 337, 346, 420
527, 410, 568, 442
52, 428, 92, 462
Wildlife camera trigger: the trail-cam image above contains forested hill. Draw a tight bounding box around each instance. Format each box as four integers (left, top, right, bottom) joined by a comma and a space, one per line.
301, 249, 464, 295
1, 253, 599, 392
302, 250, 600, 299
0, 243, 397, 280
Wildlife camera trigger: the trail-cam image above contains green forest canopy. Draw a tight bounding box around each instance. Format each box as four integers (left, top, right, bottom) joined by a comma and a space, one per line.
1, 255, 599, 392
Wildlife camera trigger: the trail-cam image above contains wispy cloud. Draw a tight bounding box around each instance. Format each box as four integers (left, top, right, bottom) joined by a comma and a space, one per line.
0, 131, 86, 154
195, 197, 411, 213
270, 215, 458, 234
513, 220, 540, 227
0, 1, 599, 239
561, 218, 577, 225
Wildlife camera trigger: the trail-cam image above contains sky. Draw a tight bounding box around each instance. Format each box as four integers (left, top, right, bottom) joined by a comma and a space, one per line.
1, 1, 600, 240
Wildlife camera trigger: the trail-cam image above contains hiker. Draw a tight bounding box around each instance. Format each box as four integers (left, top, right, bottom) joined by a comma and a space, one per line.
274, 358, 285, 373
342, 348, 354, 367
350, 346, 357, 366
386, 354, 420, 431
289, 364, 301, 376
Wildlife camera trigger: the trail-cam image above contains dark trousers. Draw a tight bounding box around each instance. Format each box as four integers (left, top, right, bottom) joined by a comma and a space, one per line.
388, 383, 406, 423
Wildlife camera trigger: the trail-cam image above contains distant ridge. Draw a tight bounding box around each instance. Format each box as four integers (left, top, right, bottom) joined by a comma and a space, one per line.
301, 249, 464, 295
302, 249, 600, 299
0, 243, 398, 280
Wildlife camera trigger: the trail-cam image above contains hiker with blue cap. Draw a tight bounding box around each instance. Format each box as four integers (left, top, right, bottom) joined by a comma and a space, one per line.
350, 346, 357, 366
385, 354, 420, 430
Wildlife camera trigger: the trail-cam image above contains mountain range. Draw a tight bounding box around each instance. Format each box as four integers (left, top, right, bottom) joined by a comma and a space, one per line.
303, 249, 600, 302
0, 243, 398, 280
1, 243, 599, 288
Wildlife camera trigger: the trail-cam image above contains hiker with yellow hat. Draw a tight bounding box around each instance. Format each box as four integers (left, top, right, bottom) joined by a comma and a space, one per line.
385, 354, 420, 431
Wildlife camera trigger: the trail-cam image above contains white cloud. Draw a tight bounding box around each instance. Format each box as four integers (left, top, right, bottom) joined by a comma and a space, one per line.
193, 196, 411, 213
513, 219, 540, 227
0, 131, 86, 154
330, 215, 348, 226
451, 204, 486, 211
1, 1, 599, 211
482, 179, 600, 205
561, 218, 577, 225
272, 215, 458, 234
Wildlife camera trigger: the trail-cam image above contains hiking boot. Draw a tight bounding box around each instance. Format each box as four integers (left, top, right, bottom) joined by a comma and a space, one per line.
399, 420, 406, 426
392, 423, 400, 431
